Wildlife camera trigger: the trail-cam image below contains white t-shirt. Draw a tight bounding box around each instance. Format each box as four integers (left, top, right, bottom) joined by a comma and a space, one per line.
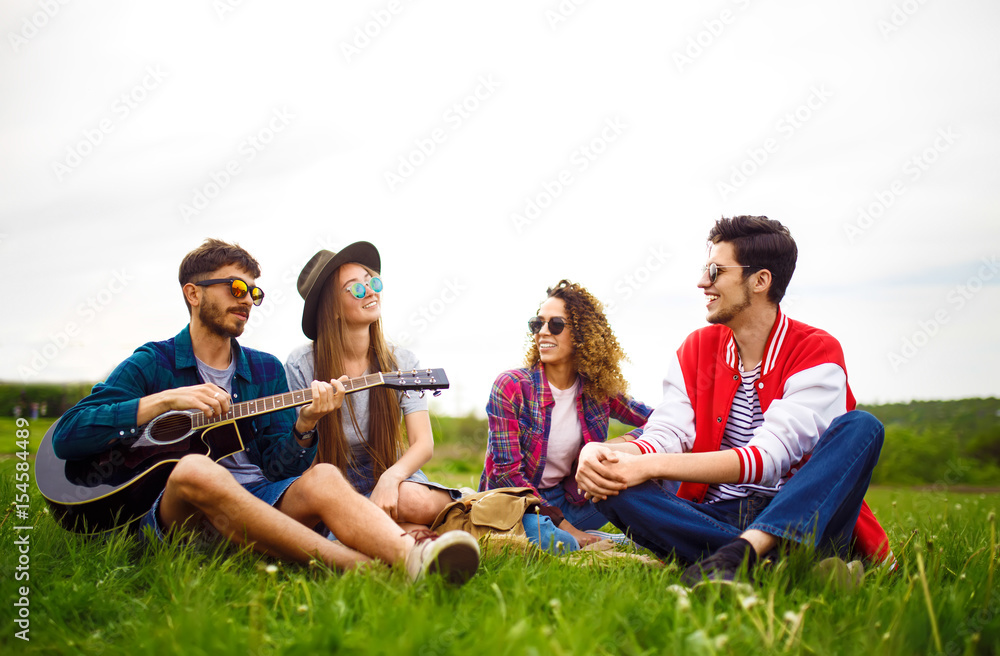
539, 379, 583, 489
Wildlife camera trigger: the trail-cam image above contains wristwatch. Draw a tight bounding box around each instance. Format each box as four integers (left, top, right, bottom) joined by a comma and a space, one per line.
292, 425, 317, 446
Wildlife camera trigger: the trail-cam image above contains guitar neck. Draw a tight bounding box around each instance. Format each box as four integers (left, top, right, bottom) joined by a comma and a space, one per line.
190, 372, 385, 429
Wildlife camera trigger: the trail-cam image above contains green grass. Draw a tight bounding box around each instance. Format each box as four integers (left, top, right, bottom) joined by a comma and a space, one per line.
0, 418, 55, 455
2, 429, 999, 654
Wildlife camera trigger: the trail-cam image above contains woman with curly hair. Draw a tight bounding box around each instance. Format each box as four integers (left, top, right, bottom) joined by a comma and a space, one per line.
479, 280, 653, 552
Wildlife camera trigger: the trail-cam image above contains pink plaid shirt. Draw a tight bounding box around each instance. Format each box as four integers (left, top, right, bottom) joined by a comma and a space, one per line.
479, 365, 652, 507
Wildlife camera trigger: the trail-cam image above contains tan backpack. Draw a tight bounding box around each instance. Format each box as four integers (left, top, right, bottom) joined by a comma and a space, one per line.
429, 487, 542, 539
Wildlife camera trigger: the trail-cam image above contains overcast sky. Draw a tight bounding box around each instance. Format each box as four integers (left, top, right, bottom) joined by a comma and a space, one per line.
1, 1, 998, 417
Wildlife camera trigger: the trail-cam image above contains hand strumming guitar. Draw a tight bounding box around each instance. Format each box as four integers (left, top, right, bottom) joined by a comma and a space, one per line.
136, 383, 234, 426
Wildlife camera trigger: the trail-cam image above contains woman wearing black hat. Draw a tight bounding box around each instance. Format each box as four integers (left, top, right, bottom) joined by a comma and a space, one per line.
285, 242, 456, 528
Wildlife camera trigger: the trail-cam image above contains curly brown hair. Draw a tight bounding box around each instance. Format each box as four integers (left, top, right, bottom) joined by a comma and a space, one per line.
524, 280, 629, 402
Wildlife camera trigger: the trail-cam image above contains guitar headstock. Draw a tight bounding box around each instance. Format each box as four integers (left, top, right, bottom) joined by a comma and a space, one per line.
381, 368, 450, 392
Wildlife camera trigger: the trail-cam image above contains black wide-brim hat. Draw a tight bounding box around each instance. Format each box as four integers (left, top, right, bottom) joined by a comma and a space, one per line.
297, 241, 381, 340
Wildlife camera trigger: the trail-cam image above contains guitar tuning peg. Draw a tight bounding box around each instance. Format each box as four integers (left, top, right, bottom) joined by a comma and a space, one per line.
433, 390, 442, 397
403, 391, 411, 398
418, 391, 426, 398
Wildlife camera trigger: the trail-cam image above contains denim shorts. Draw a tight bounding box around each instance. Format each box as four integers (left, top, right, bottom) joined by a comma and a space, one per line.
136, 491, 170, 542
402, 469, 463, 500
137, 476, 298, 542
325, 470, 461, 541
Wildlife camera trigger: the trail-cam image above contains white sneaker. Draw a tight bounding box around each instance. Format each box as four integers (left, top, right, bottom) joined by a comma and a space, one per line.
585, 530, 635, 548
405, 530, 480, 585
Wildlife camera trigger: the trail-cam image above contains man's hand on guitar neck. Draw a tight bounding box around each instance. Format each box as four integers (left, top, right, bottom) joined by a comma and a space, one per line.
294, 376, 348, 437
136, 383, 233, 425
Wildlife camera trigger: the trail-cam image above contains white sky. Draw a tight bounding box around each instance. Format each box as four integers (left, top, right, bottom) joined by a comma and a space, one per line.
1, 1, 998, 417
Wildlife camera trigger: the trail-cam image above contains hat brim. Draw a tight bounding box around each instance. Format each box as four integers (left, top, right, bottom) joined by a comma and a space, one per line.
300, 241, 381, 340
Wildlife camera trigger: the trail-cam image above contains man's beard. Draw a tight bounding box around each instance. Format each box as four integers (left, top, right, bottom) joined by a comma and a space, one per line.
708, 281, 752, 326
199, 296, 245, 338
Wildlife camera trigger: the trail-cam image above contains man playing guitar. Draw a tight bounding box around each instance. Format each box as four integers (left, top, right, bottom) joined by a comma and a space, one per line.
50, 238, 479, 584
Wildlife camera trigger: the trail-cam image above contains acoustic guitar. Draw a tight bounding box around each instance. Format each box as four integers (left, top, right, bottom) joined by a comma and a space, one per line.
34, 369, 449, 534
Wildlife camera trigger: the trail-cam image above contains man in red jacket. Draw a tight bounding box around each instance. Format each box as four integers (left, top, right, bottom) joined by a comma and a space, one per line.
576, 216, 891, 584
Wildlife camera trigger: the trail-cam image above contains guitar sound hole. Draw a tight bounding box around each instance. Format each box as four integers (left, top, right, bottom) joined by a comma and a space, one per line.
148, 414, 193, 443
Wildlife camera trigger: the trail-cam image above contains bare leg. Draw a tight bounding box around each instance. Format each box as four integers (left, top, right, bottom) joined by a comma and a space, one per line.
740, 528, 778, 556
395, 482, 453, 526
276, 464, 417, 564
158, 455, 385, 570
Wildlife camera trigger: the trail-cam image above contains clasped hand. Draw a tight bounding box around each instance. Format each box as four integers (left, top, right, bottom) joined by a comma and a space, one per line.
575, 443, 643, 501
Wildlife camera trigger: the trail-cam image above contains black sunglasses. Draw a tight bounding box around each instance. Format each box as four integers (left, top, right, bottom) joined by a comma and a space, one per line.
528, 316, 568, 335
195, 278, 265, 306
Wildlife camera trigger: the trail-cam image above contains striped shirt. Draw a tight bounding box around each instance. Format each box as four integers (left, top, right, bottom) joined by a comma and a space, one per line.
704, 364, 785, 503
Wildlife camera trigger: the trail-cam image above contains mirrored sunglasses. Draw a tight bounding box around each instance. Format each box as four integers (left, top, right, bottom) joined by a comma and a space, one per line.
345, 276, 383, 299
195, 278, 265, 306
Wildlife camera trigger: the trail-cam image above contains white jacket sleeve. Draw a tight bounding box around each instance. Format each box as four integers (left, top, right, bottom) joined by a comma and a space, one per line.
741, 363, 848, 486
631, 352, 696, 455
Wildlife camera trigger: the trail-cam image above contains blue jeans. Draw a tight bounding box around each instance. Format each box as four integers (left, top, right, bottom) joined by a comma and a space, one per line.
596, 411, 885, 564
522, 485, 611, 554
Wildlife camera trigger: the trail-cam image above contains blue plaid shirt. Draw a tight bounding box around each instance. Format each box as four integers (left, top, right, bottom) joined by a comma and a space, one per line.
53, 326, 315, 480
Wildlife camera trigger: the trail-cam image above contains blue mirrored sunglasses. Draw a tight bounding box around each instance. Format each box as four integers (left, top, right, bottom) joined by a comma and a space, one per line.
345, 276, 383, 299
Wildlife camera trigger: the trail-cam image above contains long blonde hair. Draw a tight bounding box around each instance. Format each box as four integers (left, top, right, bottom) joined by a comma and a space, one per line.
312, 264, 405, 480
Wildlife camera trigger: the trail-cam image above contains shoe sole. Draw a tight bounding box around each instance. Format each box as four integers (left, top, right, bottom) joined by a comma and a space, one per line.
426, 540, 480, 585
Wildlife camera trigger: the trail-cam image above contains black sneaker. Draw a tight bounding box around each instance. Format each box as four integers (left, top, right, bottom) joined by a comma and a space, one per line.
681, 538, 758, 587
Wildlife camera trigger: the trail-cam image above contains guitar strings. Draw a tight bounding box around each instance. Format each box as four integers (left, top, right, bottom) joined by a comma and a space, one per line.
191, 370, 442, 427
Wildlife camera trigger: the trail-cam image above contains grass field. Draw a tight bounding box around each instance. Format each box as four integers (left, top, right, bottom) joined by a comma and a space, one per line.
1, 416, 998, 655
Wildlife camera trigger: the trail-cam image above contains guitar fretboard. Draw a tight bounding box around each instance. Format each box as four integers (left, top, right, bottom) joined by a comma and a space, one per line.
190, 373, 386, 429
